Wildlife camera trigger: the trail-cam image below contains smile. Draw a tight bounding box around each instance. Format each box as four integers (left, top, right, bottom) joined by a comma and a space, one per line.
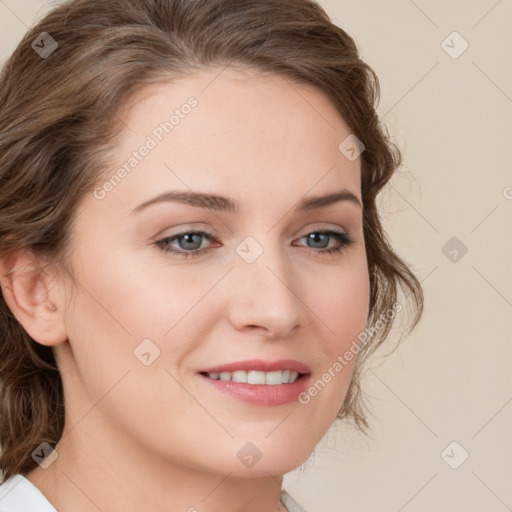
202, 370, 301, 385
197, 359, 311, 406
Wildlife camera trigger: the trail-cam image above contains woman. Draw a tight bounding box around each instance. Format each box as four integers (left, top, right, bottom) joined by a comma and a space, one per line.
0, 0, 423, 510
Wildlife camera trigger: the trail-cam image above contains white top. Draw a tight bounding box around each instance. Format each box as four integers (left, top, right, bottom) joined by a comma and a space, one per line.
0, 474, 308, 512
0, 474, 56, 511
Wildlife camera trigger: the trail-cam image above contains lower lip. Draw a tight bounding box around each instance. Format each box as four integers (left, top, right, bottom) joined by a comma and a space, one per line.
198, 373, 311, 406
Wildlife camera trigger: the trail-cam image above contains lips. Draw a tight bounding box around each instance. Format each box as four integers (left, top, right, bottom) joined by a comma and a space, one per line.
197, 359, 311, 406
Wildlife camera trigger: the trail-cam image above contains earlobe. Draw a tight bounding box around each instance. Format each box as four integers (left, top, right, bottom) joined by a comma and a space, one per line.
0, 250, 68, 347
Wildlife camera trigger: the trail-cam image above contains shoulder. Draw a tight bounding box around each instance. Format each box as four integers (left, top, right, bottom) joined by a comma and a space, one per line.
0, 474, 57, 512
280, 488, 309, 512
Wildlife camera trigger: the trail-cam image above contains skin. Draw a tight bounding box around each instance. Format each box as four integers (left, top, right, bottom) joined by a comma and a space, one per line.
1, 67, 369, 512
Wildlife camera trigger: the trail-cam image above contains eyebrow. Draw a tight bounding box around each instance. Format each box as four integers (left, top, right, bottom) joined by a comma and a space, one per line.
130, 188, 362, 215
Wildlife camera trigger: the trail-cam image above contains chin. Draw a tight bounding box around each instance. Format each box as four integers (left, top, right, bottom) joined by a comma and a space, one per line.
221, 454, 312, 479
215, 435, 316, 478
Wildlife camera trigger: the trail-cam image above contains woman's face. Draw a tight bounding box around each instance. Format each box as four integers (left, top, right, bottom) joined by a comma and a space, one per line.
56, 67, 369, 477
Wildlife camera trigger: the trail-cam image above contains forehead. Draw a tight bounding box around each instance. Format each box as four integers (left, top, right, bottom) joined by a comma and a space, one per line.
100, 67, 361, 215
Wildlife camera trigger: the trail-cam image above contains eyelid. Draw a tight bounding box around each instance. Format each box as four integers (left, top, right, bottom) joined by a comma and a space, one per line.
153, 222, 210, 239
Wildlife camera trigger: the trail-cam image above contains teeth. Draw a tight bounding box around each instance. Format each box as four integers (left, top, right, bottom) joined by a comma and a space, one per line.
232, 370, 247, 383
248, 370, 265, 385
206, 370, 300, 385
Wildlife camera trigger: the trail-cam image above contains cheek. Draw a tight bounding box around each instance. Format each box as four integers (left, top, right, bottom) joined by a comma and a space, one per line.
314, 256, 370, 352
61, 272, 208, 457
298, 257, 369, 414
67, 244, 206, 346
335, 277, 369, 350
61, 247, 216, 414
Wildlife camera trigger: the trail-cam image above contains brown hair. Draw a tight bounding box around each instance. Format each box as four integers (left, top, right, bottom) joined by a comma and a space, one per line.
0, 0, 423, 482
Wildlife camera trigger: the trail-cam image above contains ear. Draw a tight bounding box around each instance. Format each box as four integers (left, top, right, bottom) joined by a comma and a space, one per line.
0, 250, 68, 347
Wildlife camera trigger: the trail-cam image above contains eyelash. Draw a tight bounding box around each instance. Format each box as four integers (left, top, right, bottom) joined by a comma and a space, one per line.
155, 229, 353, 259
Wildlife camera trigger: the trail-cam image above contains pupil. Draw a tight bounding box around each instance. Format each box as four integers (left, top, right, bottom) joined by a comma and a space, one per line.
181, 233, 201, 250
308, 233, 327, 248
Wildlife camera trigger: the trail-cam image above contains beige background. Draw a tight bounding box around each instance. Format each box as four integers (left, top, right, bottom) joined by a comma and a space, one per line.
1, 1, 510, 511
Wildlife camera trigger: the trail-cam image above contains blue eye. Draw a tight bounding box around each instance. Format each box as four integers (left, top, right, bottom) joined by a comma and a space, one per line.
155, 231, 216, 259
296, 230, 353, 255
155, 230, 353, 259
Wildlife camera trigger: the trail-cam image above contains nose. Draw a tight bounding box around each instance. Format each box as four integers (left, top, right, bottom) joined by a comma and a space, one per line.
227, 241, 303, 340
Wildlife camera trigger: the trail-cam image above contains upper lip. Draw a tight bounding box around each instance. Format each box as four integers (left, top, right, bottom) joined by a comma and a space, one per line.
199, 359, 311, 374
